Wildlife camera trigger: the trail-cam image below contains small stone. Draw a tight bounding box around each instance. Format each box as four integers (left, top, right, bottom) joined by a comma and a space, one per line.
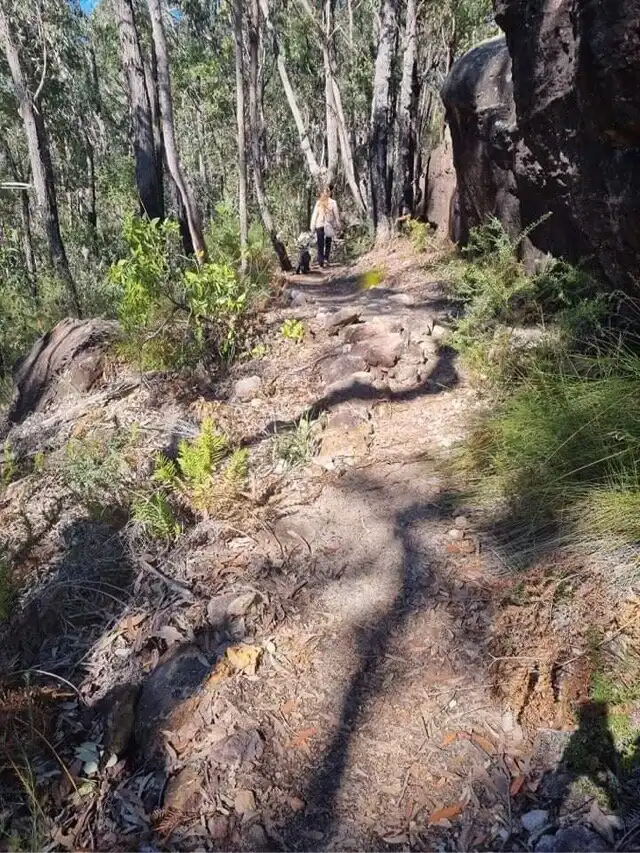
521, 810, 550, 834
552, 826, 607, 852
321, 307, 361, 334
454, 515, 470, 530
430, 323, 449, 342
247, 824, 268, 849
234, 788, 256, 816
233, 375, 261, 401
534, 835, 557, 852
320, 353, 368, 386
289, 796, 306, 812
448, 527, 465, 540
164, 765, 203, 812
353, 333, 405, 368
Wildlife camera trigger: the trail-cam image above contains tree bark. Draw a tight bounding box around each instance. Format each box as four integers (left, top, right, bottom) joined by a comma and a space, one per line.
323, 0, 338, 183
259, 0, 323, 184
145, 0, 207, 259
249, 0, 292, 271
0, 138, 38, 297
297, 0, 365, 212
114, 0, 164, 221
85, 136, 97, 235
233, 0, 248, 275
0, 4, 81, 314
369, 0, 398, 243
391, 0, 417, 221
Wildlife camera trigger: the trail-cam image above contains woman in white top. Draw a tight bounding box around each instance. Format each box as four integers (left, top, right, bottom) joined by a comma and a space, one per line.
310, 185, 341, 267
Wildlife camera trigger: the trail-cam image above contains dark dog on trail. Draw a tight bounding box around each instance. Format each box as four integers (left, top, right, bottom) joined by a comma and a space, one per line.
296, 232, 312, 274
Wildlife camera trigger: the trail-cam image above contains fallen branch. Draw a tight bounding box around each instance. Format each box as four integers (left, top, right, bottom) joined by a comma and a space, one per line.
138, 557, 197, 602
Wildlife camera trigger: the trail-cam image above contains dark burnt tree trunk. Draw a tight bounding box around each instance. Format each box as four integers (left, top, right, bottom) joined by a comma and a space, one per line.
145, 0, 207, 259
114, 0, 164, 221
392, 0, 417, 221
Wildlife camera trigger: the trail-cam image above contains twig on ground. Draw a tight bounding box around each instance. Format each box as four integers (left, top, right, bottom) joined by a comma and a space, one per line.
138, 558, 197, 602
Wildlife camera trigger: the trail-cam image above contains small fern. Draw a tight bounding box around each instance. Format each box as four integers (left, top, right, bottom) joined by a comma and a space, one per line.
224, 448, 249, 489
177, 418, 228, 489
152, 453, 178, 487
132, 492, 181, 542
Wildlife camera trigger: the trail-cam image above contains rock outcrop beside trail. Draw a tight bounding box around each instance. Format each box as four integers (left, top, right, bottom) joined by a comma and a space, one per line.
442, 1, 640, 289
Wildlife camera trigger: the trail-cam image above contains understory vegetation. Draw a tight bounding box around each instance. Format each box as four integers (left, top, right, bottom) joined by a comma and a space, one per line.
445, 217, 640, 578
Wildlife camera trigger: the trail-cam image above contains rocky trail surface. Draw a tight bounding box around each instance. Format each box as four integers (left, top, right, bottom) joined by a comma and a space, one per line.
0, 243, 627, 851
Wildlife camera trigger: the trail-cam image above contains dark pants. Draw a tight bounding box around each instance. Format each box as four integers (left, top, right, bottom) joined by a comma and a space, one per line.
316, 227, 332, 266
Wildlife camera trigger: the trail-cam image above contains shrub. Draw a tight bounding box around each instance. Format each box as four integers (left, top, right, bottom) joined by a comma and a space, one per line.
280, 319, 305, 342
206, 201, 274, 291
110, 215, 250, 368
60, 432, 133, 505
403, 219, 435, 253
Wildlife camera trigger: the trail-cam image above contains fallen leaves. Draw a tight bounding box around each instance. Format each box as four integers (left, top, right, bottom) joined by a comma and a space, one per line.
289, 726, 317, 750
428, 802, 464, 826
441, 730, 496, 754
509, 774, 526, 796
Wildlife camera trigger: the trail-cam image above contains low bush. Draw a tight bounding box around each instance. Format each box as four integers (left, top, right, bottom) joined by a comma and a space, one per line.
110, 215, 251, 369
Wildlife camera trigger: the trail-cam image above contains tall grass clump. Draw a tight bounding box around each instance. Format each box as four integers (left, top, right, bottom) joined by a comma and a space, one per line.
460, 344, 640, 569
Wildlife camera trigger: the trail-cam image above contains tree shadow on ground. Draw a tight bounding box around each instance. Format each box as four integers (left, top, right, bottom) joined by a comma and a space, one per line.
528, 701, 640, 850
240, 345, 460, 449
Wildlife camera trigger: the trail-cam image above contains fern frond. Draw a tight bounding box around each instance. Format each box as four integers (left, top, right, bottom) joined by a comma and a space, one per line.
132, 492, 181, 541
152, 453, 178, 487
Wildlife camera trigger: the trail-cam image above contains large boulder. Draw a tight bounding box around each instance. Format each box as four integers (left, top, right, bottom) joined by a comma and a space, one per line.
8, 318, 118, 424
443, 2, 640, 290
441, 37, 521, 245
424, 126, 458, 238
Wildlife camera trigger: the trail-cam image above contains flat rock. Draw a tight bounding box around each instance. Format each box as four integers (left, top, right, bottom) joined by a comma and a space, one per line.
233, 375, 261, 401
164, 765, 203, 812
323, 371, 375, 398
135, 644, 211, 755
320, 420, 371, 460
320, 354, 368, 386
353, 333, 405, 368
320, 307, 361, 334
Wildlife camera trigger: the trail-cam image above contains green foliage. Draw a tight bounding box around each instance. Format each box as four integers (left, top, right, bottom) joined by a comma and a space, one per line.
151, 419, 247, 514
131, 492, 181, 542
206, 202, 275, 292
273, 415, 320, 468
60, 432, 132, 504
280, 319, 305, 342
110, 215, 249, 367
176, 419, 229, 490
404, 219, 435, 253
459, 346, 640, 566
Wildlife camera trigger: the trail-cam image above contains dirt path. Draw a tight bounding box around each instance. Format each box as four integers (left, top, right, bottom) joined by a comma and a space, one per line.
0, 242, 610, 851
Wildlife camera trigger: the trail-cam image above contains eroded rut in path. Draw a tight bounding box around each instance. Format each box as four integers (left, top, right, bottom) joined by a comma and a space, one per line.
0, 243, 603, 851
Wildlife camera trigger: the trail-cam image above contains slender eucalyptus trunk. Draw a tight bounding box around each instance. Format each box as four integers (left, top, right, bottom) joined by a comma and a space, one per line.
0, 5, 80, 314
20, 190, 37, 298
259, 0, 323, 184
323, 0, 338, 183
369, 0, 398, 242
85, 137, 97, 235
114, 0, 164, 221
249, 0, 292, 271
145, 0, 207, 259
233, 0, 248, 274
392, 0, 417, 221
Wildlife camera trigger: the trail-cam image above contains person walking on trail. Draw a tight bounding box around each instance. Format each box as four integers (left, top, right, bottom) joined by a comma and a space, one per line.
310, 185, 341, 268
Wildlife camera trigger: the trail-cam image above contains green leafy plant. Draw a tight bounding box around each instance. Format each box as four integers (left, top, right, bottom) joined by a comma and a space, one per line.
273, 415, 320, 468
280, 319, 305, 342
404, 219, 435, 252
60, 433, 133, 504
131, 492, 181, 542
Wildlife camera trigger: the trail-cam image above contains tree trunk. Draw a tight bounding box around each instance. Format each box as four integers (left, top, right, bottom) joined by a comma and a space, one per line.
0, 5, 80, 314
259, 0, 323, 184
323, 0, 338, 183
85, 136, 97, 235
369, 0, 398, 243
249, 0, 292, 271
233, 0, 248, 275
145, 0, 207, 259
297, 0, 365, 212
391, 0, 417, 221
20, 190, 37, 298
114, 0, 164, 221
